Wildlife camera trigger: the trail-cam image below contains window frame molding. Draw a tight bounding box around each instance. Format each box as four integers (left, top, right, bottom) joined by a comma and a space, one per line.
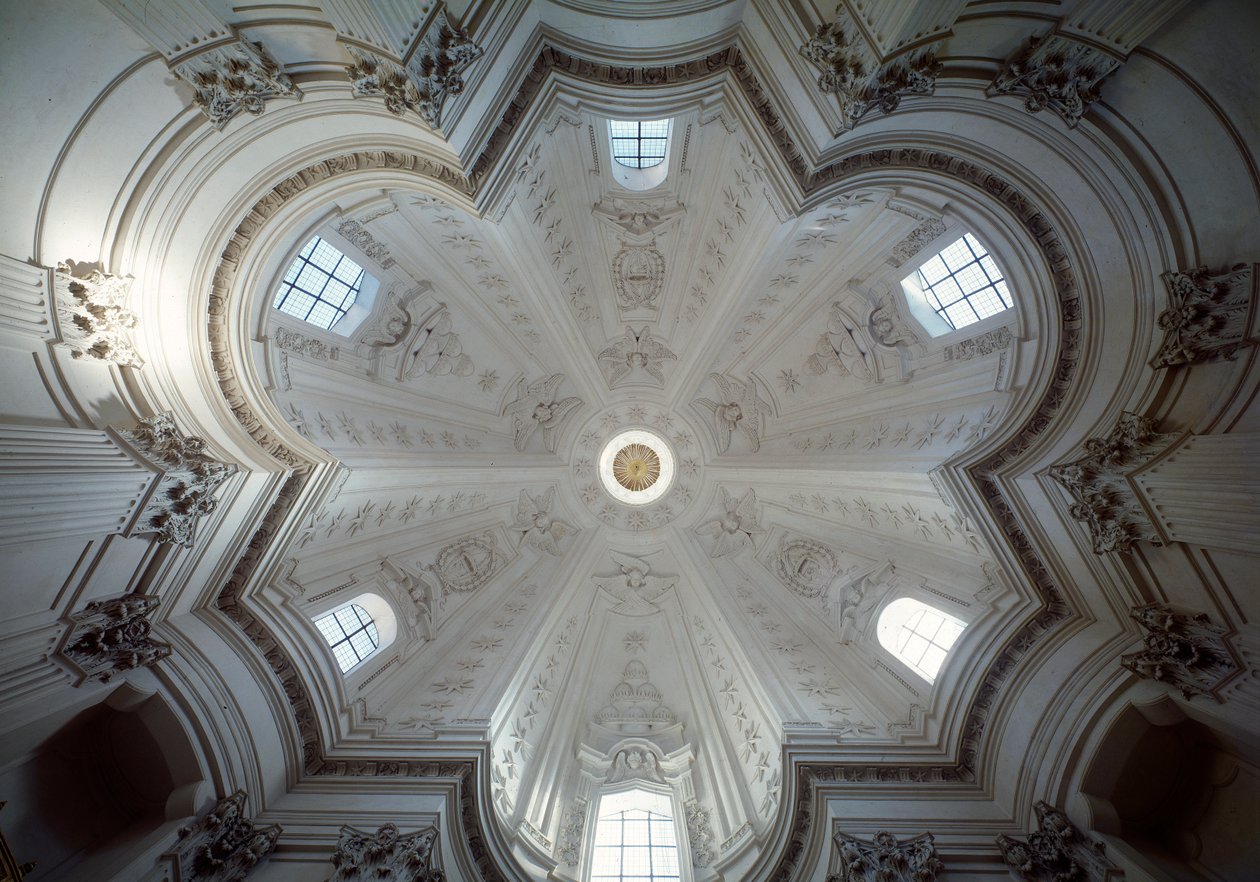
879, 212, 1027, 348
872, 595, 969, 685
566, 739, 700, 882
607, 118, 674, 191
308, 590, 398, 676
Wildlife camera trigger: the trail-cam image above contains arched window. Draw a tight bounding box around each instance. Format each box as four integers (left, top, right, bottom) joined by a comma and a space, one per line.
609, 119, 671, 169
589, 788, 681, 882
314, 602, 380, 673
905, 233, 1011, 331
876, 598, 966, 682
272, 236, 366, 330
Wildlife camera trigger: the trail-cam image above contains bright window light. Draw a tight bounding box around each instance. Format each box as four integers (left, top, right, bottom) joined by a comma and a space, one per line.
273, 236, 366, 330
912, 233, 1012, 331
589, 789, 680, 881
877, 598, 966, 682
609, 119, 671, 169
314, 602, 380, 673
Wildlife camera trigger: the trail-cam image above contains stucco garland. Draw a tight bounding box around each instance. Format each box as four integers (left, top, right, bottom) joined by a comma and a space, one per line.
203, 48, 1086, 882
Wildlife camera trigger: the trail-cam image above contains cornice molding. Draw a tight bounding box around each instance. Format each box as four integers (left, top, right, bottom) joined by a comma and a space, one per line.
202, 43, 1086, 882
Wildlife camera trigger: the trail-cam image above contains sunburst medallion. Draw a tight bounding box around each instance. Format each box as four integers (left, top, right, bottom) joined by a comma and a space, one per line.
612, 443, 661, 491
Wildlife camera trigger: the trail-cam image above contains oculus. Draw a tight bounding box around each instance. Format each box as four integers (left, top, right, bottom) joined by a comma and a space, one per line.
599, 429, 675, 506
613, 443, 661, 491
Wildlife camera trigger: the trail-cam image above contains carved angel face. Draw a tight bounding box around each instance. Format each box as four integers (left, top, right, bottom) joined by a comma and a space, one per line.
716, 403, 743, 426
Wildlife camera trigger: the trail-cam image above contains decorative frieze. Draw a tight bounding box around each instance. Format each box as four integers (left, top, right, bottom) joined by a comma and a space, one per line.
172, 39, 301, 129
163, 791, 281, 882
1048, 412, 1177, 553
988, 34, 1121, 127
555, 797, 588, 866
345, 9, 482, 128
58, 594, 171, 684
1121, 603, 1239, 700
832, 830, 943, 882
799, 16, 940, 131
997, 802, 1116, 882
336, 219, 395, 268
112, 412, 238, 547
1150, 263, 1256, 367
888, 217, 947, 267
944, 326, 1012, 361
328, 823, 442, 882
272, 326, 336, 360
53, 261, 142, 367
504, 375, 582, 452
685, 800, 715, 868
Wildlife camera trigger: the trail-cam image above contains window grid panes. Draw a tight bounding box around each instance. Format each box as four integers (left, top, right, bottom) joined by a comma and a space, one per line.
914, 233, 1012, 330
590, 807, 680, 881
272, 236, 365, 330
313, 603, 380, 673
894, 606, 965, 681
609, 119, 670, 169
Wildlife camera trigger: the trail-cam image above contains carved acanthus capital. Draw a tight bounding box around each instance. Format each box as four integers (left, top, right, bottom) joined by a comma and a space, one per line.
328, 823, 443, 882
833, 830, 943, 882
54, 260, 142, 367
172, 39, 301, 129
799, 16, 940, 131
997, 802, 1115, 882
1048, 412, 1178, 553
166, 791, 280, 882
1121, 603, 1239, 700
1151, 263, 1257, 367
345, 10, 482, 129
58, 594, 171, 684
346, 47, 419, 116
112, 412, 237, 547
988, 33, 1121, 127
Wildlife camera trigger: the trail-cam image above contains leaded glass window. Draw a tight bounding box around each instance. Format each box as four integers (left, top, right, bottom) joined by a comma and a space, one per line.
273, 236, 365, 330
913, 233, 1012, 330
314, 603, 380, 673
589, 790, 681, 881
609, 119, 671, 169
876, 598, 966, 682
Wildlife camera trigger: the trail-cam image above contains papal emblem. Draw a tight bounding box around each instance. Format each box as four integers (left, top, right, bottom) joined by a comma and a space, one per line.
612, 244, 665, 311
